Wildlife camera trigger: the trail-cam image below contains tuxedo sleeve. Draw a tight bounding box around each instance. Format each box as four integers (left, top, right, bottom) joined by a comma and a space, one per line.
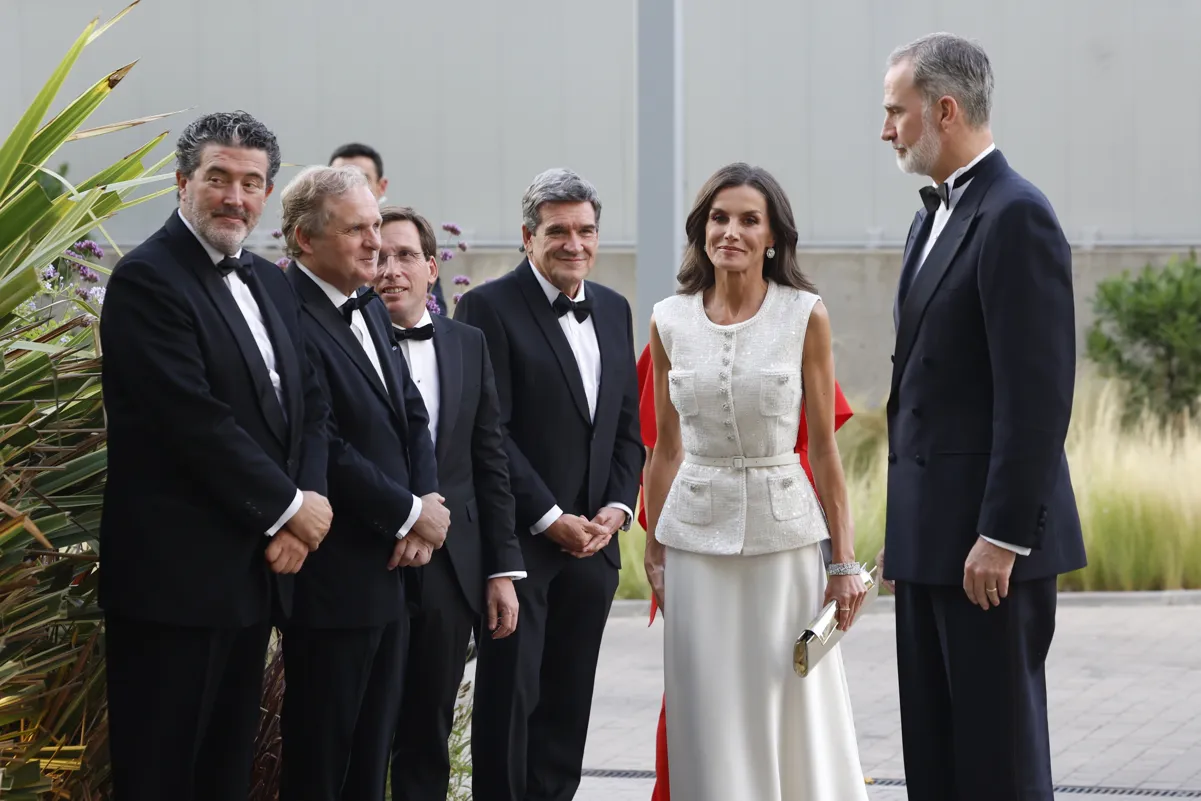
100, 259, 298, 533
396, 345, 439, 498
454, 289, 559, 530
602, 298, 645, 516
469, 330, 524, 575
304, 334, 419, 541
975, 196, 1075, 549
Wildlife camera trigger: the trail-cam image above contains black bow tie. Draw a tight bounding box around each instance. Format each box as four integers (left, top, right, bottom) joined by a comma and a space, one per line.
919, 157, 987, 215
340, 288, 378, 324
552, 292, 592, 323
216, 254, 254, 283
393, 323, 434, 342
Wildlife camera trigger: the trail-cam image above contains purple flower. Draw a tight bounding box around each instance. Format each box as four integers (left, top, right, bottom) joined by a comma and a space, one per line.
75, 286, 90, 300
425, 293, 442, 315
86, 286, 106, 305
78, 265, 99, 283
439, 249, 454, 262
457, 241, 469, 252
276, 257, 290, 270
453, 275, 471, 286
70, 239, 104, 259
441, 222, 462, 236
271, 229, 283, 239
42, 266, 59, 282
453, 293, 464, 304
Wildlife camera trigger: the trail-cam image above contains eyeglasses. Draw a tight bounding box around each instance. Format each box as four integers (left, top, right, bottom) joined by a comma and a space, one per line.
379, 250, 428, 267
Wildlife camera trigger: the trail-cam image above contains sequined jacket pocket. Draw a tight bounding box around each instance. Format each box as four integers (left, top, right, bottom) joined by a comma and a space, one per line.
668, 369, 700, 417
673, 475, 713, 525
767, 473, 808, 521
759, 369, 800, 417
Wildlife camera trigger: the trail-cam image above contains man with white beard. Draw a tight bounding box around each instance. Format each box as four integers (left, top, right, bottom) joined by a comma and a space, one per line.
876, 32, 1087, 801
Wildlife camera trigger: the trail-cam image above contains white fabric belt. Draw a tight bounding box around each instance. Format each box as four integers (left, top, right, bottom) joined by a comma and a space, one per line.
683, 452, 800, 469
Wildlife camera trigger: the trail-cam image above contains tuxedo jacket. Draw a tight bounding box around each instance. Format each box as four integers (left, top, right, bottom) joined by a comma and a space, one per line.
422, 315, 522, 614
884, 149, 1087, 585
98, 212, 329, 627
453, 260, 643, 572
288, 265, 439, 628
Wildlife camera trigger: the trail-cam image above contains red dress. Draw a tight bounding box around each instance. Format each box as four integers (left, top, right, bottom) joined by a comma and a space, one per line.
633, 343, 854, 801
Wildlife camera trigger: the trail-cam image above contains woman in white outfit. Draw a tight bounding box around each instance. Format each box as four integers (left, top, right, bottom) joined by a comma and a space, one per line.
643, 163, 870, 800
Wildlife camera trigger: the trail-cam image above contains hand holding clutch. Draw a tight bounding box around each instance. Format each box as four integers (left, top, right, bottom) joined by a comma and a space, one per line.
793, 565, 879, 678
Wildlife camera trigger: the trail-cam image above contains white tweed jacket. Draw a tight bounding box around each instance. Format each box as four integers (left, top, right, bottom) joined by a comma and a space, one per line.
652, 282, 831, 556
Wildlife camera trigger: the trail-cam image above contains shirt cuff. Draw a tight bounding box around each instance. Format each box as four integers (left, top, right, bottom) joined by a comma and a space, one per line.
981, 535, 1032, 556
529, 505, 562, 535
605, 502, 633, 527
487, 571, 528, 581
397, 494, 423, 539
266, 489, 304, 537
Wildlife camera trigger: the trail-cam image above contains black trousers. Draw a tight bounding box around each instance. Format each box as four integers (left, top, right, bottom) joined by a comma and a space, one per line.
389, 548, 476, 801
104, 612, 271, 801
471, 550, 619, 801
279, 617, 408, 801
895, 579, 1058, 801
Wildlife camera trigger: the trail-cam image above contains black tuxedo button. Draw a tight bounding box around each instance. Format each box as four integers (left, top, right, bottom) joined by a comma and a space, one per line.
911, 407, 922, 418
920, 356, 932, 367
914, 454, 926, 466
887, 452, 897, 464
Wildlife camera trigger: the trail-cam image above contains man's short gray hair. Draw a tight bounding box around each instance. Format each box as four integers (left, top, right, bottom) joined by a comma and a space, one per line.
279, 165, 369, 259
889, 32, 994, 128
176, 110, 282, 185
521, 168, 602, 234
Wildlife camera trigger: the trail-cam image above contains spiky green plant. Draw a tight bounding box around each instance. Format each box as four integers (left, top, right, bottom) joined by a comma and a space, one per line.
0, 3, 178, 798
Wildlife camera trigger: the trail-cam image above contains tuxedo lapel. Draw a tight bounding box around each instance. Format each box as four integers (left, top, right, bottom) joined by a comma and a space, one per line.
166, 216, 288, 448
590, 288, 622, 431
515, 261, 591, 425
891, 150, 1008, 395
431, 318, 462, 463
361, 300, 410, 435
247, 268, 303, 451
893, 211, 932, 330
289, 266, 392, 409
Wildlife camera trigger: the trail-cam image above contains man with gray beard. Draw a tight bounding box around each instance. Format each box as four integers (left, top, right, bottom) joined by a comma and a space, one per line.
877, 33, 1086, 801
99, 111, 333, 801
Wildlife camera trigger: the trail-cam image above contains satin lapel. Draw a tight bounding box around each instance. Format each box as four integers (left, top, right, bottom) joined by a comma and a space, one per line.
893, 211, 931, 330
247, 267, 303, 452
891, 152, 1007, 396
289, 266, 392, 409
590, 288, 622, 432
515, 261, 591, 425
168, 223, 288, 447
431, 318, 462, 464
361, 300, 409, 433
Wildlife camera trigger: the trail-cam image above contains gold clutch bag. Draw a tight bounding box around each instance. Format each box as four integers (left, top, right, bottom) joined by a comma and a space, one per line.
793, 564, 879, 678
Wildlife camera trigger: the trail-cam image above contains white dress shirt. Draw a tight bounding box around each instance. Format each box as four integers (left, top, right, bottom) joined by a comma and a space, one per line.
395, 312, 527, 581
176, 210, 301, 537
914, 145, 1030, 558
295, 261, 423, 540
526, 262, 634, 535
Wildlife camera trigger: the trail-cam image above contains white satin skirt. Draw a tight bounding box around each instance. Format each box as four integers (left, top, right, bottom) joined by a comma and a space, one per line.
663, 542, 869, 801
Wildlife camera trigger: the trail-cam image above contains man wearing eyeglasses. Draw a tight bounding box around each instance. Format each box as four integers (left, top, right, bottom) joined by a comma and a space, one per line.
374, 205, 525, 801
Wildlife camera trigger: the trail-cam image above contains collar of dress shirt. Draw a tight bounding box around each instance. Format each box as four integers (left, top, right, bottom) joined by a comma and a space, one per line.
393, 309, 433, 332
937, 142, 996, 204
529, 257, 586, 305
176, 208, 243, 264
295, 260, 355, 308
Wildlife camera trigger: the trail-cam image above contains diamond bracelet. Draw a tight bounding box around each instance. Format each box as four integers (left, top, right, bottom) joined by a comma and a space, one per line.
826, 561, 861, 576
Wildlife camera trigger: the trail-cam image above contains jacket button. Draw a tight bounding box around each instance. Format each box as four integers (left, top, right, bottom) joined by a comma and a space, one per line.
911, 407, 922, 418
921, 356, 932, 367
914, 454, 926, 466
887, 452, 897, 464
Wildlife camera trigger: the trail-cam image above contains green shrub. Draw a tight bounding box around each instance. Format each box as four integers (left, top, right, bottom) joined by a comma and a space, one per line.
1087, 251, 1201, 428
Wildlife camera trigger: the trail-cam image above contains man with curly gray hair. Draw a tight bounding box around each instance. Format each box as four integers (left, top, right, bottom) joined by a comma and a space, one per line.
99, 110, 333, 801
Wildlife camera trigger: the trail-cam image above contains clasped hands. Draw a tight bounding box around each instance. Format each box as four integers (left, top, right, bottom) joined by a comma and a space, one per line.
546, 507, 624, 558
264, 490, 452, 574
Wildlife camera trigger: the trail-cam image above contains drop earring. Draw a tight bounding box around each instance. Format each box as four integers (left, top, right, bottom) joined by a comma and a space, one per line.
766, 247, 776, 259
